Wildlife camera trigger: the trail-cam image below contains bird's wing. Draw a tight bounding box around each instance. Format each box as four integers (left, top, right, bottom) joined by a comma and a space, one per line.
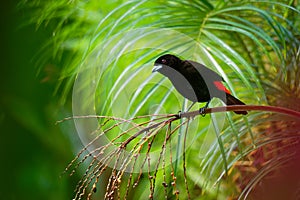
184, 60, 224, 82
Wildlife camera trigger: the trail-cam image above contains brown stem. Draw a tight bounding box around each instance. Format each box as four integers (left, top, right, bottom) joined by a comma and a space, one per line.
179, 105, 300, 119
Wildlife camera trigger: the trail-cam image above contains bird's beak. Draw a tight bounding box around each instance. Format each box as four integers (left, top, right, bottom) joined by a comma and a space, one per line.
152, 64, 163, 73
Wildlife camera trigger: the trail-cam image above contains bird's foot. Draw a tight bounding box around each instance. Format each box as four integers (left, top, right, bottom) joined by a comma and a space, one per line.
199, 101, 210, 117
199, 107, 206, 117
176, 111, 182, 119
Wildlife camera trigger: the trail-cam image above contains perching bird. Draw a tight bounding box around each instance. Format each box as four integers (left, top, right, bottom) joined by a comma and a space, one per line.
152, 54, 247, 115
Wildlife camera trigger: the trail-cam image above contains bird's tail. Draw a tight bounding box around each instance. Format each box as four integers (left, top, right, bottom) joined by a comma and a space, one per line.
225, 93, 248, 115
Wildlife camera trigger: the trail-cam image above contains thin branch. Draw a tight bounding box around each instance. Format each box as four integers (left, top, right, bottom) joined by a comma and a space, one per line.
179, 105, 300, 119
64, 104, 300, 200
183, 118, 191, 200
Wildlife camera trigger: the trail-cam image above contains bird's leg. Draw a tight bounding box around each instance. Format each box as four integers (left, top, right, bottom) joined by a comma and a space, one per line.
176, 102, 196, 119
186, 102, 196, 112
199, 100, 211, 117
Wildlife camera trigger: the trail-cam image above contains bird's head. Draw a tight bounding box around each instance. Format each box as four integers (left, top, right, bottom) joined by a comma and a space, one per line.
152, 54, 182, 73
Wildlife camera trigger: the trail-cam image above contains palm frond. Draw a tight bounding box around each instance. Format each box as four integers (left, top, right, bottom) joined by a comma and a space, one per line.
24, 0, 300, 199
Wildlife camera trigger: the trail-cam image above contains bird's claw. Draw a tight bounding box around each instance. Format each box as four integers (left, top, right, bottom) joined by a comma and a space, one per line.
199, 107, 206, 117
176, 111, 182, 119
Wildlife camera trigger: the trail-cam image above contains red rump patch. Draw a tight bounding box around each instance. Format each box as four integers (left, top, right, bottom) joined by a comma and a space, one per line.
213, 81, 231, 94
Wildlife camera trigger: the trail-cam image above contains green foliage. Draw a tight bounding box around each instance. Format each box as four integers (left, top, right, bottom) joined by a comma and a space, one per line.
20, 0, 300, 199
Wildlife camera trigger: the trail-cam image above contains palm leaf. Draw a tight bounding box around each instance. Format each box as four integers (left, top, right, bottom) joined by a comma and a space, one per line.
24, 0, 300, 199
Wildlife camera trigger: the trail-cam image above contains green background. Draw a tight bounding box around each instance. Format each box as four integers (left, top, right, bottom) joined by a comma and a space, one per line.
0, 1, 78, 199
1, 1, 299, 199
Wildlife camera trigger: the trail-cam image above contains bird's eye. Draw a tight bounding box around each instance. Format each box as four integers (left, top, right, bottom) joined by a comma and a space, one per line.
161, 59, 167, 64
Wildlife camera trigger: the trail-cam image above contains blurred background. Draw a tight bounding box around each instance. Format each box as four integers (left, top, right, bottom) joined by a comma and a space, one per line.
1, 1, 299, 200
0, 1, 79, 199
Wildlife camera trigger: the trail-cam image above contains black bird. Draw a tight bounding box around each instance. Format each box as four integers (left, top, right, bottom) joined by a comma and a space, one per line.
152, 54, 247, 115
